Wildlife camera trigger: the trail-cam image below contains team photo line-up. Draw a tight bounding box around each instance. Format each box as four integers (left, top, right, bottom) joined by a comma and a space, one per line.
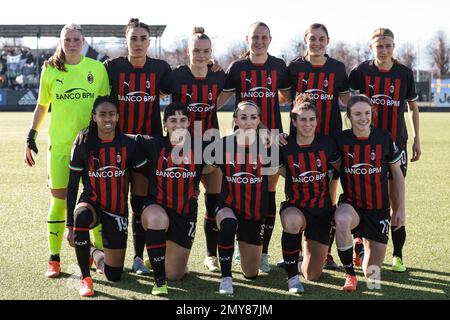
23, 18, 420, 297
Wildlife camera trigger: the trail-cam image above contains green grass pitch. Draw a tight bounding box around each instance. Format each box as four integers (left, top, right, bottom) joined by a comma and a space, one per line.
0, 111, 449, 300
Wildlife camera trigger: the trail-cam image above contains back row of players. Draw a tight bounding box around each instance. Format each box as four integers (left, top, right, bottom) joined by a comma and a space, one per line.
24, 19, 420, 297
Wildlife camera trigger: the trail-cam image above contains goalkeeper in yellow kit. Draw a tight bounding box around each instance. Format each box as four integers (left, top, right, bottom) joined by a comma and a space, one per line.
24, 24, 109, 278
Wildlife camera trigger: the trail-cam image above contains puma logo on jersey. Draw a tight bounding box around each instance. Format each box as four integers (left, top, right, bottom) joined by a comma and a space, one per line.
123, 81, 130, 88
163, 156, 168, 162
245, 78, 252, 84
229, 161, 236, 167
93, 157, 100, 164
293, 163, 301, 168
347, 153, 354, 159
56, 79, 64, 85
185, 93, 192, 99
369, 84, 375, 90
302, 79, 308, 84
49, 231, 59, 237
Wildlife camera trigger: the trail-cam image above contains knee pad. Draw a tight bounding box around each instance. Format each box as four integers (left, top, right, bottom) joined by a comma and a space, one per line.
104, 264, 123, 282
74, 206, 94, 228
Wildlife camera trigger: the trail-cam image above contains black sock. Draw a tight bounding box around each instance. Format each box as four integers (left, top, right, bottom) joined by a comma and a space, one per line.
337, 246, 355, 276
328, 228, 336, 254
262, 192, 276, 254
131, 195, 146, 260
282, 231, 301, 279
49, 254, 60, 262
90, 246, 105, 272
392, 226, 406, 259
145, 229, 166, 285
204, 193, 220, 257
299, 233, 303, 254
218, 218, 237, 278
74, 208, 94, 279
354, 239, 365, 260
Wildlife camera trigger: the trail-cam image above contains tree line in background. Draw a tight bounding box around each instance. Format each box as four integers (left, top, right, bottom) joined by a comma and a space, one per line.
1, 30, 449, 80
160, 30, 450, 80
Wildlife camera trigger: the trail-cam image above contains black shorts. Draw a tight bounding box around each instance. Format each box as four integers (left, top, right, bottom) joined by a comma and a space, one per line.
143, 200, 197, 250
280, 201, 332, 246
388, 144, 407, 178
81, 202, 128, 250
341, 202, 391, 244
215, 203, 264, 246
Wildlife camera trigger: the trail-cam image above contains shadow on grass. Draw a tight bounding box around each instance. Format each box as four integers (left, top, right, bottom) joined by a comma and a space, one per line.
58, 262, 450, 300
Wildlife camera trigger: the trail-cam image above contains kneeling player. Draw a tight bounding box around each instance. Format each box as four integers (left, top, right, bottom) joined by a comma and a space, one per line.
212, 101, 277, 295
66, 96, 147, 297
334, 95, 405, 292
135, 102, 213, 296
278, 96, 340, 294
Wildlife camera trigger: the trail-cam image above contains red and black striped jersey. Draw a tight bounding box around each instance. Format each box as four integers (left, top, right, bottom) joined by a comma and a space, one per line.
68, 134, 147, 223
281, 134, 340, 209
336, 128, 402, 210
161, 65, 225, 136
223, 54, 290, 131
104, 56, 171, 136
136, 135, 205, 216
288, 55, 349, 137
349, 60, 417, 146
214, 134, 272, 222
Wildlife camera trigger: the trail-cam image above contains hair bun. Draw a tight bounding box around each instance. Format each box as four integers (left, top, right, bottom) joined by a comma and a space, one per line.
193, 26, 205, 35
129, 18, 139, 24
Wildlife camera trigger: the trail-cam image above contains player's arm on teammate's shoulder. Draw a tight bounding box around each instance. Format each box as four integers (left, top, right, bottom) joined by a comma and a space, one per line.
407, 100, 421, 162
278, 89, 292, 105
277, 165, 286, 177
339, 92, 350, 107
202, 164, 216, 175
216, 91, 234, 110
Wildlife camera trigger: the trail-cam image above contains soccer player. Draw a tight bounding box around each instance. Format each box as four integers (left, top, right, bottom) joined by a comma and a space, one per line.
217, 22, 291, 273
348, 28, 420, 272
24, 24, 109, 278
283, 23, 350, 270
135, 102, 214, 296
66, 96, 147, 297
104, 18, 171, 275
334, 94, 405, 292
160, 27, 225, 273
278, 95, 340, 294
213, 101, 277, 295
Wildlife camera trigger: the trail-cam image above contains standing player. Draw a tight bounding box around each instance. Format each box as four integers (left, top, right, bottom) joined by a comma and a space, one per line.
213, 101, 277, 295
284, 23, 350, 270
349, 28, 420, 272
24, 24, 109, 278
135, 102, 214, 296
278, 96, 340, 294
334, 94, 405, 292
66, 96, 147, 297
104, 18, 171, 275
161, 27, 225, 273
217, 22, 291, 273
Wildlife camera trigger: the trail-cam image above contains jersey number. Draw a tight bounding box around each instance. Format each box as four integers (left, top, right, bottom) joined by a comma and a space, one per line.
379, 219, 390, 236
188, 222, 196, 239
115, 217, 128, 232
